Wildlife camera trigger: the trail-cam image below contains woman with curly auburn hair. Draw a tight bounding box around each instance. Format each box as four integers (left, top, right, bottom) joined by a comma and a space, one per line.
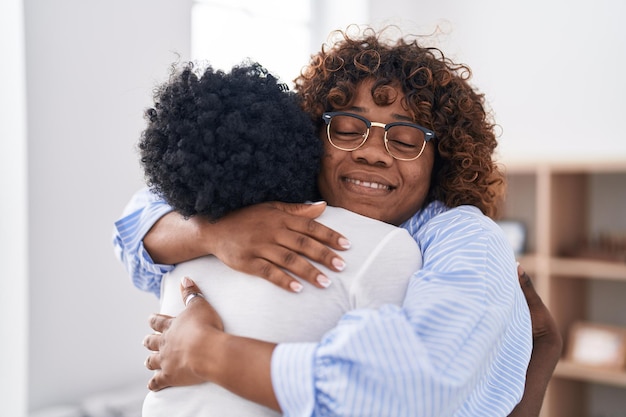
114, 27, 561, 417
295, 27, 505, 219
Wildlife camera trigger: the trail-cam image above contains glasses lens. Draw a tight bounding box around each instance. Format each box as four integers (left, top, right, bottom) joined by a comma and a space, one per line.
328, 115, 368, 150
386, 125, 426, 160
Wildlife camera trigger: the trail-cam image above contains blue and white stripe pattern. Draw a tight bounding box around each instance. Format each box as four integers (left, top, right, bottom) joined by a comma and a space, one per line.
113, 187, 175, 296
271, 201, 532, 417
113, 192, 532, 415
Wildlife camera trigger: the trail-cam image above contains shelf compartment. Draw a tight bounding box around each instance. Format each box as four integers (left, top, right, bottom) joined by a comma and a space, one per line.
549, 258, 626, 282
554, 359, 626, 388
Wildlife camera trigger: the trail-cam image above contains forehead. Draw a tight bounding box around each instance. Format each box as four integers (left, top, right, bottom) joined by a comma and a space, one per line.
346, 81, 412, 118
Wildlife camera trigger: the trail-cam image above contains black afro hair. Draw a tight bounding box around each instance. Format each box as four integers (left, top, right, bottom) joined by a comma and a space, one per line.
139, 61, 322, 220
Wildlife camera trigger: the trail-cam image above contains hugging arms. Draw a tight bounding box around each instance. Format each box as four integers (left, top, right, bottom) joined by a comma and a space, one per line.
116, 27, 561, 417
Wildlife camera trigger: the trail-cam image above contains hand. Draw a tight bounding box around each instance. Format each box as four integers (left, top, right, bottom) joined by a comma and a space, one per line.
144, 277, 225, 391
208, 201, 351, 292
143, 277, 279, 409
508, 265, 563, 417
518, 266, 561, 347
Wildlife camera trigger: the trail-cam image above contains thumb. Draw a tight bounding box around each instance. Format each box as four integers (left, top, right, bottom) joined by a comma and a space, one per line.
180, 276, 206, 307
268, 201, 327, 219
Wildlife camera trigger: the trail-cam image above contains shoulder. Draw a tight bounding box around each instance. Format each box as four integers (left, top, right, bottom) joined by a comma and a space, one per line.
411, 204, 517, 285
319, 205, 421, 278
411, 203, 507, 249
320, 206, 415, 242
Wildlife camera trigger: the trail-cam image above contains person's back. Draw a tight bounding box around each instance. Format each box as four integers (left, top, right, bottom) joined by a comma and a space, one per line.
138, 61, 422, 417
145, 206, 421, 417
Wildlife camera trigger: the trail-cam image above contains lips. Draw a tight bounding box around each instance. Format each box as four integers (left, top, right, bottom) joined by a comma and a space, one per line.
343, 177, 393, 191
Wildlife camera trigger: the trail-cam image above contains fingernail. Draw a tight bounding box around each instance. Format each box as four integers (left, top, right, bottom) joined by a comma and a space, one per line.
290, 281, 304, 293
338, 237, 351, 249
306, 201, 326, 205
332, 257, 346, 271
181, 276, 194, 288
316, 274, 332, 288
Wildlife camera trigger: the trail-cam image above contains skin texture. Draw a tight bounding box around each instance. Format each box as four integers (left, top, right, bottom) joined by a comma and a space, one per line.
317, 81, 434, 226
143, 201, 349, 292
508, 266, 563, 417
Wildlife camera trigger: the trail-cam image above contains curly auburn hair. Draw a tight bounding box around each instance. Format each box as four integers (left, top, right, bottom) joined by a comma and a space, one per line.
139, 61, 322, 220
294, 27, 505, 218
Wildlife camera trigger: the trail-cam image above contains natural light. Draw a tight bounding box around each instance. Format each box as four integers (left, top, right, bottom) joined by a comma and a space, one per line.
191, 0, 312, 87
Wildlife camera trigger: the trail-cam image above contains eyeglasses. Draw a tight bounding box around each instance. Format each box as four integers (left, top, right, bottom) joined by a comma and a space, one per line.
322, 111, 435, 161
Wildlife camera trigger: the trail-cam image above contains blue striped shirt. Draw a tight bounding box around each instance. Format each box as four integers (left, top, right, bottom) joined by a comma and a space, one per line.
113, 191, 532, 416
272, 201, 531, 416
113, 188, 174, 296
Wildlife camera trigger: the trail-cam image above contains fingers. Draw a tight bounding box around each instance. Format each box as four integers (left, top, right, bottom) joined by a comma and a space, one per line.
269, 201, 352, 252
254, 242, 339, 290
148, 373, 168, 392
211, 201, 352, 292
144, 351, 161, 371
516, 264, 562, 350
178, 276, 225, 329
517, 264, 542, 308
148, 313, 173, 333
248, 258, 307, 292
180, 276, 207, 305
264, 222, 348, 289
269, 201, 328, 218
143, 331, 161, 352
145, 356, 171, 391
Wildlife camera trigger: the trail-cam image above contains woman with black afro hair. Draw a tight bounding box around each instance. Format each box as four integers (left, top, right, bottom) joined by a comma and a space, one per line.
139, 61, 423, 417
139, 61, 321, 221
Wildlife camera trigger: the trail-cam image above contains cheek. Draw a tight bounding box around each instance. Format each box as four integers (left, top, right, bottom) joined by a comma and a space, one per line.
400, 157, 434, 207
317, 152, 337, 200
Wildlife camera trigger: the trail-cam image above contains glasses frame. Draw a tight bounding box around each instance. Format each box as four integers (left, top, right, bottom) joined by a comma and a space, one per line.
322, 111, 435, 161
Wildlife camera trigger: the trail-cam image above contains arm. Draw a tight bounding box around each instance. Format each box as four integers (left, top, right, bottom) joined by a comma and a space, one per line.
145, 267, 557, 417
145, 277, 280, 410
145, 201, 350, 292
113, 188, 176, 296
508, 266, 562, 417
145, 210, 533, 416
114, 189, 350, 293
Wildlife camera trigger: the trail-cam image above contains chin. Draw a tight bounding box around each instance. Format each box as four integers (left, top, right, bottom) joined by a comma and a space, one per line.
349, 206, 388, 223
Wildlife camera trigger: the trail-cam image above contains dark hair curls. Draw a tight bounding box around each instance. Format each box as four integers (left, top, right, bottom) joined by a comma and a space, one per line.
294, 27, 505, 218
139, 61, 322, 220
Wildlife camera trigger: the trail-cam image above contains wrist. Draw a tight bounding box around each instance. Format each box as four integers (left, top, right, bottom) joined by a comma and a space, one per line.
191, 215, 219, 257
195, 329, 232, 383
210, 333, 279, 410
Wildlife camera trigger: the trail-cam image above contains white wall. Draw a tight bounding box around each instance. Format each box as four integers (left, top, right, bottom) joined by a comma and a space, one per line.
22, 0, 191, 411
0, 1, 28, 416
368, 0, 626, 163
4, 0, 626, 414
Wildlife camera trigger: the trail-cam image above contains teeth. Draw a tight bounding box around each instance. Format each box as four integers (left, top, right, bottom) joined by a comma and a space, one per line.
346, 178, 391, 190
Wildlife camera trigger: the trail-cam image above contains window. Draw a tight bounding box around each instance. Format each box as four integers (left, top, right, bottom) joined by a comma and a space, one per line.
192, 0, 312, 87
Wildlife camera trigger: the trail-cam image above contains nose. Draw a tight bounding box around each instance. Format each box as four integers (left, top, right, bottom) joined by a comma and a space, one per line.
351, 126, 394, 166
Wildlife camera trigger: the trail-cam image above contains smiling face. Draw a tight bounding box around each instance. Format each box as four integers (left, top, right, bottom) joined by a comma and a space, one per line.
317, 81, 435, 226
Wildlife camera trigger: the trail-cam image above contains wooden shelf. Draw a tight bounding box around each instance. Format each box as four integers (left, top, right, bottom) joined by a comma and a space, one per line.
503, 161, 626, 417
554, 360, 626, 388
549, 258, 626, 282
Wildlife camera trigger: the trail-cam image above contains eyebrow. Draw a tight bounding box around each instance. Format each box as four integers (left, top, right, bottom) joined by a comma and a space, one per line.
347, 106, 414, 123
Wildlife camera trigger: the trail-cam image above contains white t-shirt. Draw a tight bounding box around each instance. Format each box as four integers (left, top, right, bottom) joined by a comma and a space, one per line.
143, 206, 422, 417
